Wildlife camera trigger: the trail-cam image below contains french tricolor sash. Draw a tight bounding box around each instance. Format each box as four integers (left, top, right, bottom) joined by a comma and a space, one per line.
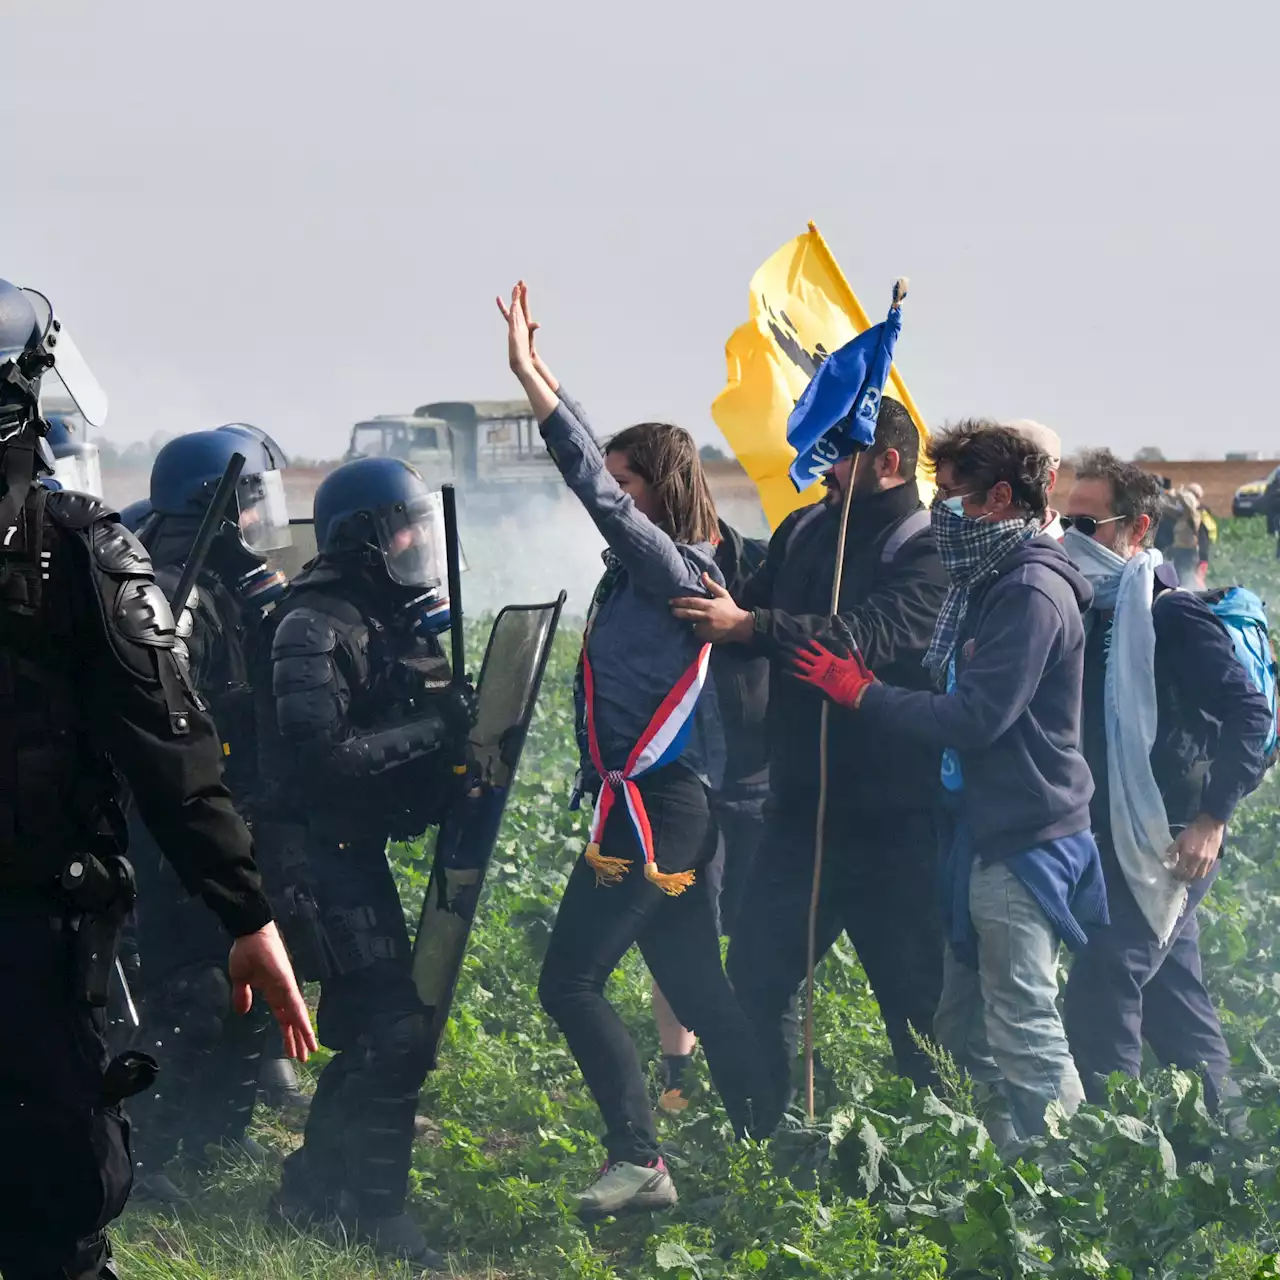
581, 641, 711, 896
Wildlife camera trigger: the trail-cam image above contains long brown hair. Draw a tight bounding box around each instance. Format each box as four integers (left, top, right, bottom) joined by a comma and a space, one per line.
606, 422, 720, 545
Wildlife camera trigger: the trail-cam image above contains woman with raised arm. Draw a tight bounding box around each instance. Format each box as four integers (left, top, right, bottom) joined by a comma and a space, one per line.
497, 283, 768, 1220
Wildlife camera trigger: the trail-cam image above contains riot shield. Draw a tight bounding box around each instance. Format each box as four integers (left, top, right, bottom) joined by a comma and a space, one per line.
411, 593, 566, 1063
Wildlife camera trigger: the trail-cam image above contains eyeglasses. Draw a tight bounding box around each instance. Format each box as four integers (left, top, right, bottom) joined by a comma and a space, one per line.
1061, 514, 1124, 537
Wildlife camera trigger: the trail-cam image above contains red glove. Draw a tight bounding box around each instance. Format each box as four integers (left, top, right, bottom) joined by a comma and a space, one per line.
789, 638, 876, 708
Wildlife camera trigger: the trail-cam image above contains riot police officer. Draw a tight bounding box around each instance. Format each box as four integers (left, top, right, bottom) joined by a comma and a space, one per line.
256, 456, 471, 1270
0, 281, 315, 1280
125, 428, 294, 1200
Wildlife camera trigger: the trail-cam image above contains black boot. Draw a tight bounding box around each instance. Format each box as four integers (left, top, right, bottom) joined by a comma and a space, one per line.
336, 1202, 446, 1272
260, 1055, 311, 1116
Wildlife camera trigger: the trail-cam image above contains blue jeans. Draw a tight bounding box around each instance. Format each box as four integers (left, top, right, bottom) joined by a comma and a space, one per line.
934, 856, 1084, 1149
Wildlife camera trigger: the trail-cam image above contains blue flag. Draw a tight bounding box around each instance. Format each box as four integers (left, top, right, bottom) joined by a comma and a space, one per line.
786, 292, 904, 492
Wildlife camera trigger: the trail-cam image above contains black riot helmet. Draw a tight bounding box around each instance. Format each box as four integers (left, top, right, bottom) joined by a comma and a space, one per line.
0, 278, 108, 531
313, 456, 449, 593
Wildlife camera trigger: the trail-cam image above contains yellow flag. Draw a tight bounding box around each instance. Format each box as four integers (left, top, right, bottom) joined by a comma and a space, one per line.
711, 222, 928, 530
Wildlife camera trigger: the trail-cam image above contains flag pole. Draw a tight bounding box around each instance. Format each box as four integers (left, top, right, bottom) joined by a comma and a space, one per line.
804, 450, 861, 1119
803, 276, 909, 1120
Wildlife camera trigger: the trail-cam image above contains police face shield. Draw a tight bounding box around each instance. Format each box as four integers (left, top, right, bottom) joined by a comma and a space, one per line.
373, 489, 454, 588
20, 290, 109, 428
235, 468, 292, 554
52, 442, 103, 498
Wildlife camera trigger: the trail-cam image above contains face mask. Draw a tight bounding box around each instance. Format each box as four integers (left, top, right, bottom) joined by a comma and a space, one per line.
934, 488, 983, 518
1063, 527, 1128, 608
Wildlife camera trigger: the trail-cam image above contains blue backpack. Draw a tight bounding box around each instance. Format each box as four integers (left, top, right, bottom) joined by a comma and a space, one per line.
1198, 586, 1280, 763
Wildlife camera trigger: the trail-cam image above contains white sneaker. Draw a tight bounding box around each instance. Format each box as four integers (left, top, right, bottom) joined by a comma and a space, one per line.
574, 1159, 678, 1220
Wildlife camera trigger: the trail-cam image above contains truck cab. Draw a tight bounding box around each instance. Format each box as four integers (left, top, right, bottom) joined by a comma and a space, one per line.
344, 398, 562, 502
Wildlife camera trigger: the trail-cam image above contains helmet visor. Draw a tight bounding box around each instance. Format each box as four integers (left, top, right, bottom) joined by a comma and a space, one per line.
20, 289, 109, 427
236, 468, 292, 553
52, 443, 103, 498
373, 489, 452, 588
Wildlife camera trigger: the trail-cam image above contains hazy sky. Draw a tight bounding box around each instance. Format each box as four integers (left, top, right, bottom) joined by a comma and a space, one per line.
3, 0, 1277, 461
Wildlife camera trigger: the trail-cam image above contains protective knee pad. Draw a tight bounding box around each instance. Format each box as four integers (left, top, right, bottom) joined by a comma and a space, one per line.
357, 1010, 433, 1092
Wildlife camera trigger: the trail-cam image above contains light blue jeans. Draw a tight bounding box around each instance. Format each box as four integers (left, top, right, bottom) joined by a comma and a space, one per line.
934, 856, 1084, 1149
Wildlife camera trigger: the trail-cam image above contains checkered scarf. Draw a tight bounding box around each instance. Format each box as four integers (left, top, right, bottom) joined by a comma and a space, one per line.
924, 505, 1039, 684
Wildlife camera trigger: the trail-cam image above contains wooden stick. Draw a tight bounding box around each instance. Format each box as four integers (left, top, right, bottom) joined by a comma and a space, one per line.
804, 450, 862, 1119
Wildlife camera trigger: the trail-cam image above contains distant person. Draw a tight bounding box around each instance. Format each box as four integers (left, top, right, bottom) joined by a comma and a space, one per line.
1157, 486, 1206, 587
1005, 420, 1063, 539
499, 282, 770, 1220
1186, 481, 1216, 570
788, 424, 1104, 1150
1060, 451, 1271, 1109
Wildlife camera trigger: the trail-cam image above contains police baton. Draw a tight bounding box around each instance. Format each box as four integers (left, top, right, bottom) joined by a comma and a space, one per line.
167, 451, 245, 616
441, 484, 466, 685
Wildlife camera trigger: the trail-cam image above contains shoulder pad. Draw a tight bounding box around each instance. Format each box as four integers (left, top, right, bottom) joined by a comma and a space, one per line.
113, 579, 179, 649
92, 520, 154, 577
43, 489, 116, 532
273, 607, 338, 660
152, 565, 196, 638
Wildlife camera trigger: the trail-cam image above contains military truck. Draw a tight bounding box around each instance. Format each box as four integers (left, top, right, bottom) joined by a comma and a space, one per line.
343, 398, 564, 501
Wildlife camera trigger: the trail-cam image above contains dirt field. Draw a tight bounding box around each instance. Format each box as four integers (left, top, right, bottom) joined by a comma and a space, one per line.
102, 456, 1278, 531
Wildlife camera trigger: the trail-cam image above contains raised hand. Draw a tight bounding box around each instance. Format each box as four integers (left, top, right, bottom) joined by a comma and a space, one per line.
520, 283, 559, 392
496, 282, 535, 377
495, 281, 559, 422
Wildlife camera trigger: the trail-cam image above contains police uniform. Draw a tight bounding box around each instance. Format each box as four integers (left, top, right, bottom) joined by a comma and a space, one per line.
126, 555, 274, 1184
253, 457, 466, 1268
0, 487, 274, 1280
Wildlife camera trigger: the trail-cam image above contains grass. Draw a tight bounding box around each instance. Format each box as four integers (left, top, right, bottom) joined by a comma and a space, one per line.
110, 513, 1280, 1279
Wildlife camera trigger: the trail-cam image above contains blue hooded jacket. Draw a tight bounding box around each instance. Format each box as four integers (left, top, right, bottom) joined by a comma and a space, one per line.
859, 535, 1094, 861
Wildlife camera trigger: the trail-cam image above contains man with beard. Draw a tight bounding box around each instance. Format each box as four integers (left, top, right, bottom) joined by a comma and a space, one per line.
671, 399, 947, 1127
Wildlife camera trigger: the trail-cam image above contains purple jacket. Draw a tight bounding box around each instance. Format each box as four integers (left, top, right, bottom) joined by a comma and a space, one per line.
859, 536, 1095, 862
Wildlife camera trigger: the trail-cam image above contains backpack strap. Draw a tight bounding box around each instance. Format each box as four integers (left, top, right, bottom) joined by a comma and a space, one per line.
788, 503, 827, 546
880, 508, 931, 564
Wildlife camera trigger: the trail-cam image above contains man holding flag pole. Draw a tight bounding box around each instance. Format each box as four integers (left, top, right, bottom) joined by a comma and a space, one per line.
673, 276, 947, 1127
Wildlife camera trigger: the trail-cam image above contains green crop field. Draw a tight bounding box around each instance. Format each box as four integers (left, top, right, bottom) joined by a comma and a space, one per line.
114, 517, 1280, 1279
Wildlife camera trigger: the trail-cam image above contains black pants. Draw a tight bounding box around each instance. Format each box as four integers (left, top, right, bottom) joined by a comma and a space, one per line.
0, 915, 132, 1280
129, 825, 270, 1172
280, 833, 432, 1220
1063, 837, 1231, 1108
705, 787, 768, 938
727, 804, 944, 1131
538, 767, 771, 1165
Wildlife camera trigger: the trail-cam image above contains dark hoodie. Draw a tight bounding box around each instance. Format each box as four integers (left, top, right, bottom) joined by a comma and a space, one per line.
859, 535, 1095, 861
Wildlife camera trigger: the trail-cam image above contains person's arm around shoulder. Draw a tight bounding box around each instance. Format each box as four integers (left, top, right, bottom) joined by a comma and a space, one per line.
669, 508, 808, 647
